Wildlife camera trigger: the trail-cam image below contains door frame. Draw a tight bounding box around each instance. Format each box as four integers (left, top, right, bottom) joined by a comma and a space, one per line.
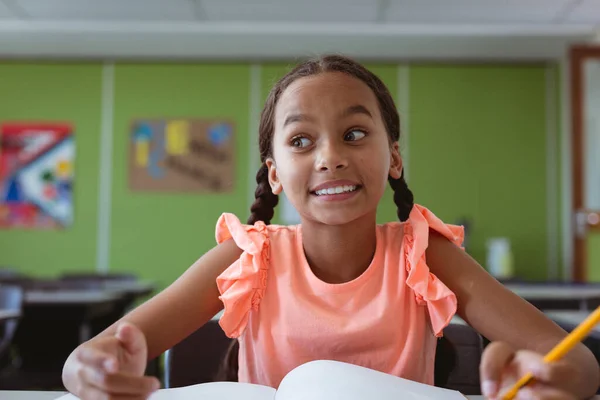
570, 45, 600, 282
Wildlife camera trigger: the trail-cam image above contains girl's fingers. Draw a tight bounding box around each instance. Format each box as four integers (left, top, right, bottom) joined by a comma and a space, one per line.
115, 322, 147, 357
78, 366, 160, 396
512, 351, 579, 394
480, 341, 516, 398
77, 347, 119, 373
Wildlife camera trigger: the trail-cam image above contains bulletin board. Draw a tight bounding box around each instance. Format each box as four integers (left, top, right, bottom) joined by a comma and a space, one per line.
0, 122, 75, 229
129, 118, 234, 193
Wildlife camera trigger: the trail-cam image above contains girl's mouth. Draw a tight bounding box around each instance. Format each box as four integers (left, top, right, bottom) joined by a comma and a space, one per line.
312, 185, 359, 196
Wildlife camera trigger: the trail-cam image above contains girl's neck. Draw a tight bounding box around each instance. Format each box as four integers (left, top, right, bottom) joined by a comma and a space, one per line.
300, 212, 378, 284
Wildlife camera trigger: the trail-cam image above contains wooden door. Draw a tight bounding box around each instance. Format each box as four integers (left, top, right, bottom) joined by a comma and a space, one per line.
571, 46, 600, 281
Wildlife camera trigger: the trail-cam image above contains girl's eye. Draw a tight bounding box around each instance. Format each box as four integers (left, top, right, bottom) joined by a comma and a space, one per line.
344, 129, 367, 141
291, 136, 312, 148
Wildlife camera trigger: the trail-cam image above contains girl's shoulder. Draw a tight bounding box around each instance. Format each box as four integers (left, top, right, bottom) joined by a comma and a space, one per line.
382, 205, 464, 337
216, 212, 295, 235
376, 205, 464, 248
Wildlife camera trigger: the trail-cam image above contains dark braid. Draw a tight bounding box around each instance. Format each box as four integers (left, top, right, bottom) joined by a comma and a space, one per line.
247, 164, 279, 225
388, 171, 414, 222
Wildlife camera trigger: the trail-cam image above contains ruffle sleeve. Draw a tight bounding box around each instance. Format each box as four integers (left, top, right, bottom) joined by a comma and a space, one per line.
403, 204, 464, 337
215, 213, 269, 338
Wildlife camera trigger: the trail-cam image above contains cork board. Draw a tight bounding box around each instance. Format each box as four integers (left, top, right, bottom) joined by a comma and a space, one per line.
129, 118, 234, 193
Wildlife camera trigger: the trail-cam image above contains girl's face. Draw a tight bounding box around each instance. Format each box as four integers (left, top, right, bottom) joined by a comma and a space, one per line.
266, 72, 402, 226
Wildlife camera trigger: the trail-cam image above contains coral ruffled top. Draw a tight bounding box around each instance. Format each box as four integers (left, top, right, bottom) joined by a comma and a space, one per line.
215, 204, 463, 388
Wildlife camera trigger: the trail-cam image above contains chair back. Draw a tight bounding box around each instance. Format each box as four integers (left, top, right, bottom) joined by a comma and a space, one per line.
434, 323, 484, 394
164, 319, 231, 388
164, 320, 484, 394
0, 285, 24, 359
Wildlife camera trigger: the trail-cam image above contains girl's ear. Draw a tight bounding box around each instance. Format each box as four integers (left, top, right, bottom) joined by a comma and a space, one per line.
389, 142, 403, 179
265, 158, 283, 195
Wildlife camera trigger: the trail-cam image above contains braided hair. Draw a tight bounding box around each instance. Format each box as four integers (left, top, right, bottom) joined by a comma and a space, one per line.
216, 54, 415, 383
247, 163, 279, 225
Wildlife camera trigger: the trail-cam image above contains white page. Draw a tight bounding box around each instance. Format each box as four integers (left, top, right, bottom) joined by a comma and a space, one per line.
55, 382, 275, 400
275, 360, 466, 400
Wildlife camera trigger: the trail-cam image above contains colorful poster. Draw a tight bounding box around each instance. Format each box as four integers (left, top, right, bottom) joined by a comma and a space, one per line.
0, 123, 75, 229
129, 119, 234, 193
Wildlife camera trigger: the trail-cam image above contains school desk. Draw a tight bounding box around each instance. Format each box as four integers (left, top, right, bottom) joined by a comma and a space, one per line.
23, 289, 123, 340
503, 283, 600, 310
0, 288, 127, 389
1, 280, 157, 389
1, 390, 598, 400
0, 309, 21, 322
101, 279, 155, 295
20, 278, 155, 343
545, 310, 600, 338
452, 310, 600, 334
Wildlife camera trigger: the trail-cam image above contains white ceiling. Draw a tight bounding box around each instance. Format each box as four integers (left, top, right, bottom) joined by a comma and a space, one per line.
0, 0, 598, 24
0, 0, 598, 60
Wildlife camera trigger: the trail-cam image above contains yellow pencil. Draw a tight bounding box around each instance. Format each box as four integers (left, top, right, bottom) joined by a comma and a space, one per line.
502, 306, 600, 400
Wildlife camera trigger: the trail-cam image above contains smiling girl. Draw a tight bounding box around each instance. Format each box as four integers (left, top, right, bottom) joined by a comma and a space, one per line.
62, 55, 599, 400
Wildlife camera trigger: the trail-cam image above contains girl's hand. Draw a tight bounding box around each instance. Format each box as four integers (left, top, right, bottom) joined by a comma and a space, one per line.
62, 322, 160, 400
479, 342, 582, 400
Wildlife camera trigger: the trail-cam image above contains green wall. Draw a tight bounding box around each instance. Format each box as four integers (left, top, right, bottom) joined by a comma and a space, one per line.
0, 63, 102, 277
0, 60, 566, 287
109, 64, 251, 287
409, 65, 550, 279
588, 234, 600, 281
260, 63, 554, 279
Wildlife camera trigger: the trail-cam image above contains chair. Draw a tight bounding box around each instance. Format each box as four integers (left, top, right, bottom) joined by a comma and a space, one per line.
0, 285, 23, 370
0, 269, 28, 286
164, 321, 484, 394
164, 319, 232, 388
434, 323, 484, 394
0, 267, 21, 279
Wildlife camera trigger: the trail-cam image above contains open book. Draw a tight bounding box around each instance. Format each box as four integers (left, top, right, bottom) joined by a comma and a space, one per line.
57, 360, 467, 400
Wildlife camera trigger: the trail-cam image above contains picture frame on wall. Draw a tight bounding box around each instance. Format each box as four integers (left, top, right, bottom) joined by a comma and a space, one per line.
129, 118, 235, 193
0, 122, 75, 230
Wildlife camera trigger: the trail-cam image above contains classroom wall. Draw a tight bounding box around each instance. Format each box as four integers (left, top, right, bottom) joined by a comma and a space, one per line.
590, 235, 600, 281
0, 63, 102, 277
261, 62, 559, 281
0, 60, 564, 287
409, 65, 555, 280
108, 64, 251, 286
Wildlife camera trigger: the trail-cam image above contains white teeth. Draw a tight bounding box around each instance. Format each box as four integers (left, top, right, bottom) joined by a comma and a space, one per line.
315, 185, 357, 196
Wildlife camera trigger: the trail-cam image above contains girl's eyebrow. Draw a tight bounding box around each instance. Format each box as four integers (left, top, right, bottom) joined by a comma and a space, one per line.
340, 104, 373, 120
283, 113, 313, 128
283, 104, 373, 128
